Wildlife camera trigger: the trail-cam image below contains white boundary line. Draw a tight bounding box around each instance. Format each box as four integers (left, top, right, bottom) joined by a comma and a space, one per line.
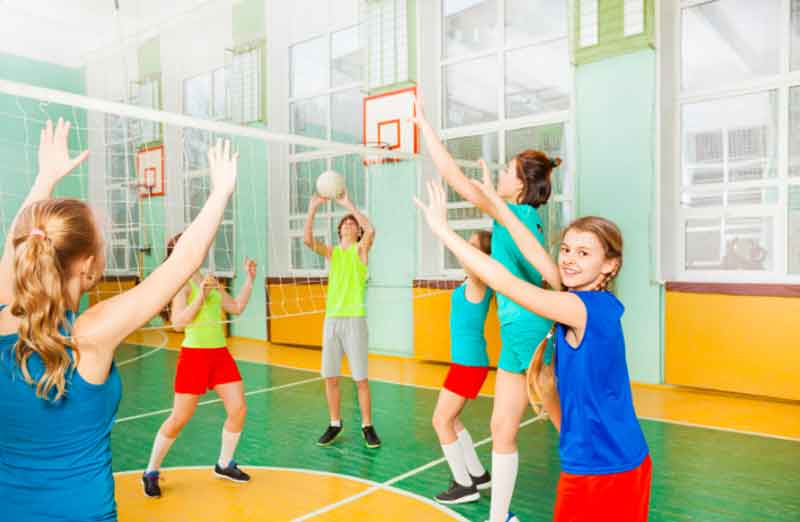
116, 331, 168, 367
114, 376, 323, 424
637, 416, 800, 443
118, 341, 800, 442
114, 465, 467, 521
290, 415, 544, 522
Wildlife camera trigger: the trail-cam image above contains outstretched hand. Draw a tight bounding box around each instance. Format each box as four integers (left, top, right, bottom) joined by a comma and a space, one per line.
208, 139, 239, 197
244, 257, 257, 280
413, 180, 451, 238
37, 118, 89, 186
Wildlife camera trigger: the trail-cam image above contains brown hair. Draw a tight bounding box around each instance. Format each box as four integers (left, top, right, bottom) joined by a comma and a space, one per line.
10, 198, 101, 401
473, 230, 492, 255
562, 216, 623, 290
159, 233, 183, 323
337, 214, 363, 241
514, 150, 561, 208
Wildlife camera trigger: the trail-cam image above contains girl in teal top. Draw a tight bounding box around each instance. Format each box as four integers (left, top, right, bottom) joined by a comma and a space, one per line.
0, 122, 239, 521
432, 231, 495, 505
412, 98, 562, 522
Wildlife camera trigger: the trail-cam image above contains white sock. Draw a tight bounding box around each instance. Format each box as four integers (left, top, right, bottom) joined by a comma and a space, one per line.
489, 451, 518, 522
330, 419, 341, 427
441, 441, 471, 487
457, 428, 486, 477
218, 429, 241, 468
146, 432, 176, 473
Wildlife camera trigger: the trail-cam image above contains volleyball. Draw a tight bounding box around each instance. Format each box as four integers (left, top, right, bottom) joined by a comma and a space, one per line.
316, 170, 345, 199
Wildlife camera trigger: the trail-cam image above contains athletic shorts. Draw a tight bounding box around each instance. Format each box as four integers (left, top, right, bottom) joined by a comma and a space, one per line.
554, 454, 652, 522
498, 321, 553, 374
443, 363, 489, 399
174, 347, 242, 395
321, 317, 369, 381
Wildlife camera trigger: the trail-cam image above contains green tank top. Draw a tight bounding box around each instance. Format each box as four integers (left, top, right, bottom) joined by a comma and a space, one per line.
326, 244, 367, 317
182, 279, 227, 348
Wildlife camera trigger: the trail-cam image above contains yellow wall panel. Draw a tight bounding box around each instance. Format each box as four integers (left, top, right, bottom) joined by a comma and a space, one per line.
412, 287, 502, 366
665, 291, 800, 401
267, 282, 326, 347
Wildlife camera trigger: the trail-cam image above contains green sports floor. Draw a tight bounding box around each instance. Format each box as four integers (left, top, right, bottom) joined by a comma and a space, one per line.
111, 342, 800, 521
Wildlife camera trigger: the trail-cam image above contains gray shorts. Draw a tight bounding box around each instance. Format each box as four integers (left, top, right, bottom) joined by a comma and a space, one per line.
321, 316, 369, 381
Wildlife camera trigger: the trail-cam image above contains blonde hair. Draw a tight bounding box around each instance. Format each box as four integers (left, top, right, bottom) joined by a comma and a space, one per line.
10, 198, 100, 401
562, 216, 623, 291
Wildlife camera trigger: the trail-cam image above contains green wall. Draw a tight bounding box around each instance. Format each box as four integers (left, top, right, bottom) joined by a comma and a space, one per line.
575, 49, 661, 383
365, 160, 417, 356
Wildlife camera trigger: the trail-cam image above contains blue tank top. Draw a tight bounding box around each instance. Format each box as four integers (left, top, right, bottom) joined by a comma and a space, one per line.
0, 305, 122, 521
554, 291, 649, 475
449, 283, 492, 367
491, 203, 550, 329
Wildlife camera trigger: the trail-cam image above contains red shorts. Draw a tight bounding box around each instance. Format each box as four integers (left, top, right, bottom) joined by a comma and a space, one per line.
554, 454, 652, 522
174, 347, 242, 395
443, 363, 489, 399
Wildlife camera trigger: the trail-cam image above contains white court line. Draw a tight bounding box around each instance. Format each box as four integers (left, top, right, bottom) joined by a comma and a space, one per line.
291, 414, 545, 522
121, 340, 800, 442
114, 465, 468, 521
116, 331, 168, 367
115, 376, 323, 424
638, 416, 800, 443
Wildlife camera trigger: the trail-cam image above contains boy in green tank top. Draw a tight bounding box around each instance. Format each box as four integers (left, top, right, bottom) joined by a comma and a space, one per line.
304, 189, 381, 449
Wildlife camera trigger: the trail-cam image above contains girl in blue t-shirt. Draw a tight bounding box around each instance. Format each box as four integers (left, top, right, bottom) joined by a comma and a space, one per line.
412, 95, 562, 522
415, 174, 652, 522
432, 230, 493, 505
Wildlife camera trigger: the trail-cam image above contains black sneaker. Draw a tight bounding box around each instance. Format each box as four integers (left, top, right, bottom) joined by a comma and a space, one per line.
141, 471, 161, 498
361, 425, 381, 448
214, 460, 251, 483
317, 423, 343, 446
470, 470, 492, 490
434, 480, 480, 504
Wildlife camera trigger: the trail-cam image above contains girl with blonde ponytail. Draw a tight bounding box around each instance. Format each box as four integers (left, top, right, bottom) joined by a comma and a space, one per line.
0, 119, 240, 522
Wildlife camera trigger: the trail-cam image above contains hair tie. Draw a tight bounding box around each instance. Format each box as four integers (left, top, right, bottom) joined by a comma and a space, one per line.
29, 229, 47, 240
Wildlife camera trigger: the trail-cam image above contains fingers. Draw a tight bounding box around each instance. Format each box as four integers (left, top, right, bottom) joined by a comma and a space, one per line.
68, 150, 90, 171
412, 196, 426, 211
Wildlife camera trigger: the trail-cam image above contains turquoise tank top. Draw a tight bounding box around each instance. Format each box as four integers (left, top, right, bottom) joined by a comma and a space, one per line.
449, 284, 493, 367
0, 305, 122, 521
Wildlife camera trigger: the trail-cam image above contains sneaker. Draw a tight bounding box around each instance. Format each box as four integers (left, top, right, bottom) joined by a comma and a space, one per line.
434, 480, 480, 504
317, 423, 343, 446
141, 470, 161, 498
361, 425, 381, 448
214, 460, 251, 483
470, 470, 492, 490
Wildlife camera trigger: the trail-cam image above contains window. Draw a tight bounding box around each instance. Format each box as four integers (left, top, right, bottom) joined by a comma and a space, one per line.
104, 113, 140, 276
672, 0, 799, 280
182, 70, 236, 275
288, 26, 367, 272
438, 0, 573, 275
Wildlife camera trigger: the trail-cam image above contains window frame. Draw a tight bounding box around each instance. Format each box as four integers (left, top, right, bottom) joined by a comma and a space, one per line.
287, 25, 369, 275
435, 0, 575, 278
670, 0, 800, 283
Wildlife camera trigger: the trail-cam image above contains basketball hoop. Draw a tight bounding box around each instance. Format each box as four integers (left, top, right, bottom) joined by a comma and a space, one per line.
363, 141, 401, 167
136, 145, 165, 199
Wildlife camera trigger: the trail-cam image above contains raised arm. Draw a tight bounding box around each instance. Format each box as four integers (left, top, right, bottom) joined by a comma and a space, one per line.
410, 95, 498, 220
472, 161, 561, 291
169, 277, 216, 330
0, 119, 89, 304
304, 195, 332, 259
74, 139, 239, 362
415, 180, 585, 330
335, 190, 375, 258
221, 258, 256, 315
